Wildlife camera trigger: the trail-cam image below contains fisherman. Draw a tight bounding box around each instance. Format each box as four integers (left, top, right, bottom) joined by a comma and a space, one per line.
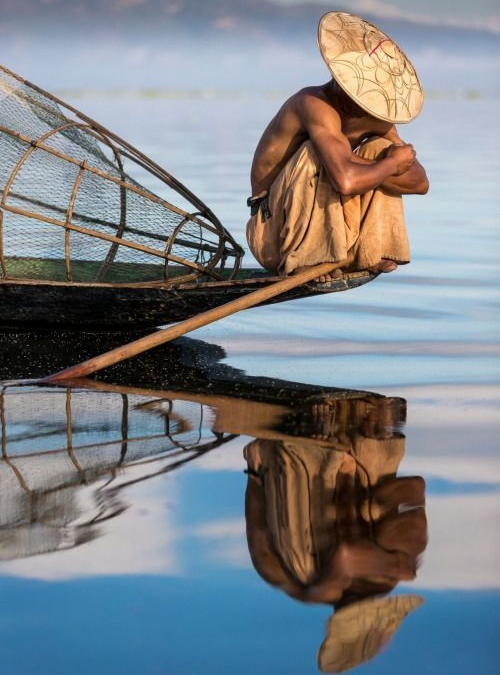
247, 12, 429, 283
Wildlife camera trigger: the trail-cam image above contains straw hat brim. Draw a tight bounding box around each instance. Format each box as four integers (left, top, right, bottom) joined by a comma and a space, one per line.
317, 12, 424, 124
318, 594, 424, 673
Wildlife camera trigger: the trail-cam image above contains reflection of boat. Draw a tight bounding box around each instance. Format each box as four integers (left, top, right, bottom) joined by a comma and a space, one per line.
0, 330, 374, 397
0, 65, 376, 330
0, 371, 401, 562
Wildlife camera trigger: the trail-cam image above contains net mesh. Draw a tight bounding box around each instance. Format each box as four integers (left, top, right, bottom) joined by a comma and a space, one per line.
0, 385, 233, 560
0, 67, 243, 284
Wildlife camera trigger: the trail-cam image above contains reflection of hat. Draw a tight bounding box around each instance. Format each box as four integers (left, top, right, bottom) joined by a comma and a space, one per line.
318, 594, 423, 673
318, 12, 424, 123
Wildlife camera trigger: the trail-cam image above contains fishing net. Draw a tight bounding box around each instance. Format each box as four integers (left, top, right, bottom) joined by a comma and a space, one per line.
0, 66, 244, 285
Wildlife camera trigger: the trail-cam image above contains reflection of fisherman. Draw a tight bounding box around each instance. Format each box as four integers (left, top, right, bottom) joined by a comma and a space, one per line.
244, 397, 427, 673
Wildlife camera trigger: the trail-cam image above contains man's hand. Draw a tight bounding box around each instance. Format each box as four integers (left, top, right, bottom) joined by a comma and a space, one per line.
352, 140, 427, 194
386, 143, 416, 175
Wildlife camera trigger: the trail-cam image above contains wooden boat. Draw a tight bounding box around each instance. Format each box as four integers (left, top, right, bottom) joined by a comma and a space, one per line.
0, 66, 377, 331
0, 264, 375, 330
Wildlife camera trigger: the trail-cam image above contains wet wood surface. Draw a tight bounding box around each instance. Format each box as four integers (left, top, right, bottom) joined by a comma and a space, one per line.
0, 270, 375, 330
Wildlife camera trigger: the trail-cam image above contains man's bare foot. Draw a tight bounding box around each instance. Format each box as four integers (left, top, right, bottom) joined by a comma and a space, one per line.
294, 265, 343, 283
368, 259, 398, 274
310, 401, 337, 440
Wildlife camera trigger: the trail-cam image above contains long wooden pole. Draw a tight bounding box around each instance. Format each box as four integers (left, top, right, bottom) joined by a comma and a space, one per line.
43, 260, 347, 383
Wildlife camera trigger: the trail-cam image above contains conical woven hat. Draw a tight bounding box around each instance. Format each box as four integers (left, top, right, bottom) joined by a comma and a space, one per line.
318, 12, 424, 124
318, 594, 423, 673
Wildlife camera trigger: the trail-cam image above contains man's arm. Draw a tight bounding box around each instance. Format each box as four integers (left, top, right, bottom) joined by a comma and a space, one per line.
382, 159, 429, 195
352, 151, 429, 195
353, 127, 429, 195
299, 93, 418, 197
384, 126, 429, 194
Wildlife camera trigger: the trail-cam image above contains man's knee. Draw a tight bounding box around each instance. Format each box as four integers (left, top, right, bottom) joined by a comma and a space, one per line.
355, 136, 392, 161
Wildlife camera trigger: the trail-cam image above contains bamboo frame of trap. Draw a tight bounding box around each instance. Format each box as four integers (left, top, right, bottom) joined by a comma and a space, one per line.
0, 65, 244, 287
0, 386, 236, 508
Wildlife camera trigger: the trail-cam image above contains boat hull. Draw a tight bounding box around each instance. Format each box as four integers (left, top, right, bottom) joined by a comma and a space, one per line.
0, 270, 376, 330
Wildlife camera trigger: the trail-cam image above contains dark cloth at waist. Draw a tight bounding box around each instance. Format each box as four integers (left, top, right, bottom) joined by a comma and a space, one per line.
247, 193, 272, 220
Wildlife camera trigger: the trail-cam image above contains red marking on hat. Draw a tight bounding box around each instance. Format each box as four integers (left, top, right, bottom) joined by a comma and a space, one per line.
369, 39, 391, 57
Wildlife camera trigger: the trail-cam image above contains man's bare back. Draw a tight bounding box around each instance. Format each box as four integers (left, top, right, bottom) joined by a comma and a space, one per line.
249, 80, 429, 279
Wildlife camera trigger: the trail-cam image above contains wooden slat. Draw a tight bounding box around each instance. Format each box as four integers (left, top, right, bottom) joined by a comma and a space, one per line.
65, 161, 87, 282
0, 211, 6, 279
8, 191, 236, 257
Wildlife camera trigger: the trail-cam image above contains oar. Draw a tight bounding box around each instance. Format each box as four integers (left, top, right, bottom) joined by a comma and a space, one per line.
43, 260, 349, 383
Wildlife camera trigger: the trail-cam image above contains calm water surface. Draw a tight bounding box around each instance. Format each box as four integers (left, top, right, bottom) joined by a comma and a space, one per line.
0, 92, 499, 674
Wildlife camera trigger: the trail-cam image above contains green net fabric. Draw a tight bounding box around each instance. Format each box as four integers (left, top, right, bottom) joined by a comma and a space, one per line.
0, 67, 243, 284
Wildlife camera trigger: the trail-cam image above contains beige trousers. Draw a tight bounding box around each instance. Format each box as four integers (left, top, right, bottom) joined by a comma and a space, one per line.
244, 434, 405, 586
246, 137, 410, 276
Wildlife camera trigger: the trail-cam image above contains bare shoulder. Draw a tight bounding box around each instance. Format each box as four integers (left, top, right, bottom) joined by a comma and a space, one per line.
250, 84, 342, 194
281, 85, 334, 113
294, 85, 331, 102
293, 85, 342, 130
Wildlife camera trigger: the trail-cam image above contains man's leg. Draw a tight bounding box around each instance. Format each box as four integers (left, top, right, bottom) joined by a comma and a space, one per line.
277, 142, 352, 282
247, 141, 350, 282
288, 138, 409, 280
246, 138, 409, 281
348, 137, 409, 274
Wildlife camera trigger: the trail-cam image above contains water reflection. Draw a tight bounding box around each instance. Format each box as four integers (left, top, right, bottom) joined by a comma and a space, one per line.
244, 396, 426, 672
0, 335, 427, 673
0, 384, 235, 560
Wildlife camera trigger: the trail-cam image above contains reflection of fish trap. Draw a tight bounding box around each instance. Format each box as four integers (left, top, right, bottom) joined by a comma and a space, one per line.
0, 66, 244, 285
0, 385, 234, 561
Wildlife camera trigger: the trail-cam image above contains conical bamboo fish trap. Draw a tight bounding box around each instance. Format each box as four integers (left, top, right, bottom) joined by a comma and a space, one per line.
0, 66, 244, 286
